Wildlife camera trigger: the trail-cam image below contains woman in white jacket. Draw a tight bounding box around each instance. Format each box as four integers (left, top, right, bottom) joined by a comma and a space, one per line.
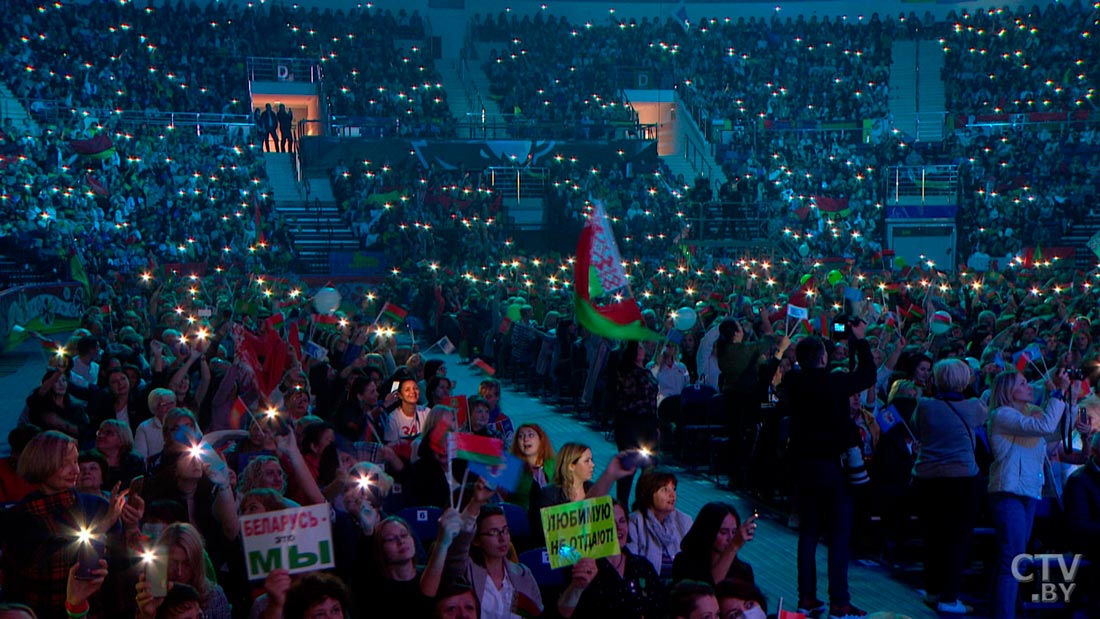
986, 369, 1069, 619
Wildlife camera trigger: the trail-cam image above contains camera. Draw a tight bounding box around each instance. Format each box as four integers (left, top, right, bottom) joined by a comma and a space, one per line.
831, 315, 853, 340
1068, 368, 1086, 381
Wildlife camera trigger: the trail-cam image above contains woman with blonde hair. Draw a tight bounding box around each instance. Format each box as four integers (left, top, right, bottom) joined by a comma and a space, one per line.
135, 523, 231, 619
528, 442, 636, 543
987, 369, 1069, 619
4, 431, 142, 615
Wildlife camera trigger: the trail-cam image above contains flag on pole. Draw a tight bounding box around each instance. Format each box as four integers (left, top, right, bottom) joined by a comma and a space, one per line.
448, 432, 504, 465
875, 404, 903, 434
70, 252, 90, 298
377, 302, 408, 324
787, 303, 809, 321
229, 397, 250, 430
69, 134, 115, 160
471, 359, 496, 376
436, 336, 457, 355
467, 454, 524, 492
573, 199, 660, 342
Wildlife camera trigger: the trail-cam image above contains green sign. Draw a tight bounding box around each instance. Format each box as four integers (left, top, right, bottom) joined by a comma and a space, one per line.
539, 495, 619, 568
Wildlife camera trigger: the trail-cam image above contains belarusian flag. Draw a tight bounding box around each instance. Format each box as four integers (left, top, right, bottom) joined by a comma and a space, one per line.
448, 432, 504, 465
229, 397, 250, 430
573, 199, 660, 341
472, 358, 496, 376
70, 134, 115, 160
378, 302, 408, 324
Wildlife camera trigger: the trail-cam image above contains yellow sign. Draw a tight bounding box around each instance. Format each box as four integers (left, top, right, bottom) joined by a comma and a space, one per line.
539, 495, 619, 568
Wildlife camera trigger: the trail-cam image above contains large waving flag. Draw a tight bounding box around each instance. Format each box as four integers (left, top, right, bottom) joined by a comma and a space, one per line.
69, 134, 115, 160
574, 200, 660, 341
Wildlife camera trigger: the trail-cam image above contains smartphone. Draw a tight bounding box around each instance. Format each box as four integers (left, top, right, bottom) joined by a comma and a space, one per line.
1080, 406, 1090, 425
144, 546, 169, 597
76, 537, 106, 580
129, 475, 145, 499
390, 381, 401, 394
620, 450, 650, 470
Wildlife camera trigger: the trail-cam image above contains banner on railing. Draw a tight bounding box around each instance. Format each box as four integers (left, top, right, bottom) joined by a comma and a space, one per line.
0, 282, 87, 353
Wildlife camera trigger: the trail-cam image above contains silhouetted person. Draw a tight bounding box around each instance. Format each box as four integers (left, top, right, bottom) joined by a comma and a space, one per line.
277, 104, 293, 153
260, 103, 278, 152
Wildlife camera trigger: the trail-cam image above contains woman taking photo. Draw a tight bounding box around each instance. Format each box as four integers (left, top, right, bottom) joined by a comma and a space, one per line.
2, 430, 142, 616
613, 341, 659, 506
626, 470, 693, 576
508, 423, 555, 510
987, 369, 1068, 619
556, 499, 666, 618
134, 523, 231, 619
911, 359, 987, 614
672, 502, 757, 587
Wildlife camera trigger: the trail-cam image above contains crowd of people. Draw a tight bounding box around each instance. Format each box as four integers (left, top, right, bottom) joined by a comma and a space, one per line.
0, 223, 1098, 618
0, 1, 448, 136
0, 2, 1099, 619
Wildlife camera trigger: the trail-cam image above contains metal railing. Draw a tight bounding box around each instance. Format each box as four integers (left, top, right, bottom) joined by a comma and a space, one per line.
889, 165, 959, 205
247, 57, 323, 83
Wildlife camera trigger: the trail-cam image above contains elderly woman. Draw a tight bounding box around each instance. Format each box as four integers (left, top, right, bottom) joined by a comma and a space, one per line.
2, 431, 142, 615
626, 470, 693, 577
987, 369, 1069, 619
134, 388, 177, 464
911, 359, 988, 613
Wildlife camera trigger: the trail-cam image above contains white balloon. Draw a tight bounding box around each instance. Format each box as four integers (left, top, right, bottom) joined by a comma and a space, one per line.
798, 243, 810, 257
673, 307, 697, 332
313, 287, 342, 314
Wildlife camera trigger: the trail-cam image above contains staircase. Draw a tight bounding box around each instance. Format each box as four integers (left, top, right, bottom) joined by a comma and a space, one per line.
0, 83, 39, 134
263, 153, 359, 275
1061, 213, 1100, 271
889, 39, 946, 143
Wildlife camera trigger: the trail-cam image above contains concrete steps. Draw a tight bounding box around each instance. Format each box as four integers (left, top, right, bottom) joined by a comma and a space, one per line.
263, 153, 302, 205
0, 83, 39, 134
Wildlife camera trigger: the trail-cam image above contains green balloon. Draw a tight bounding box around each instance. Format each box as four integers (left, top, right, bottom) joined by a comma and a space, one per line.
827, 270, 844, 286
800, 273, 813, 285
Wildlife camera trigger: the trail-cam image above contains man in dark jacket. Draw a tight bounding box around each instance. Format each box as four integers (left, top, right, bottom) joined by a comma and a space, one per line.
779, 318, 875, 619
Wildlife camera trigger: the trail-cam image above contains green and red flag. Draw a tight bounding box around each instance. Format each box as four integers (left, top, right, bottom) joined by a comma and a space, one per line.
448, 432, 504, 465
69, 134, 115, 160
376, 302, 408, 324
573, 199, 660, 341
471, 358, 496, 376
